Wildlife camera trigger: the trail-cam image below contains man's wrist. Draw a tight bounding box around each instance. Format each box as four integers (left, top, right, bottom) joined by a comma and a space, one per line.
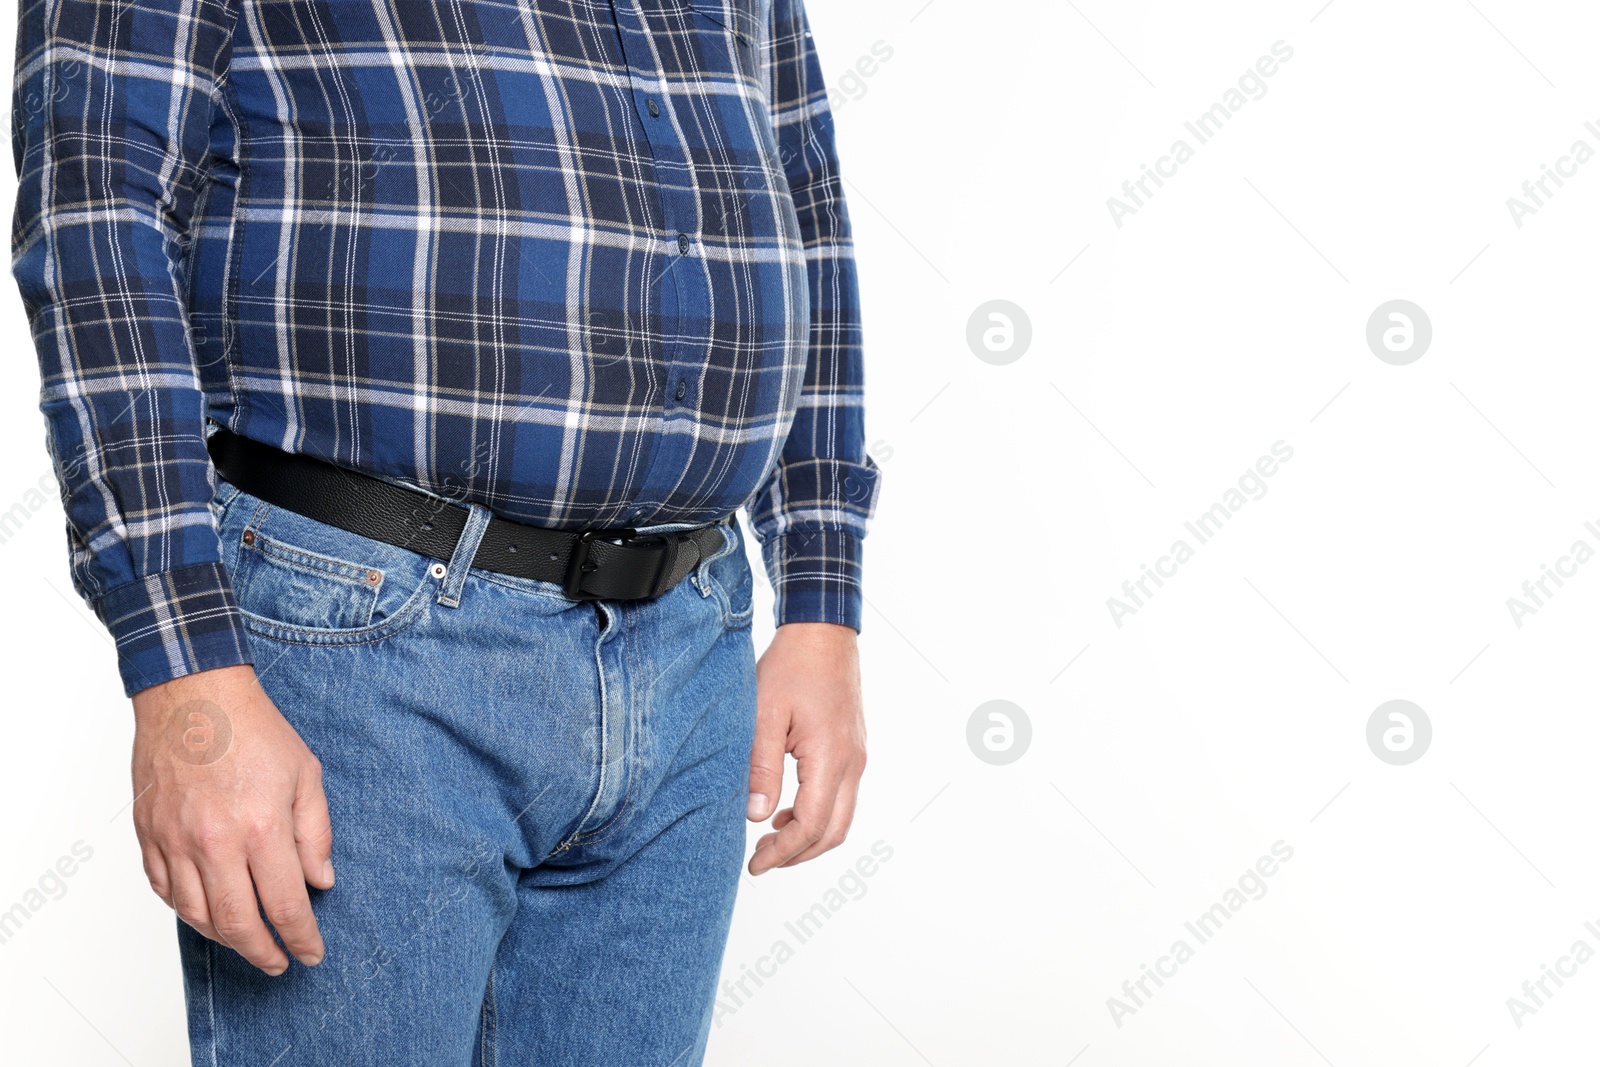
131, 664, 258, 725
775, 621, 857, 641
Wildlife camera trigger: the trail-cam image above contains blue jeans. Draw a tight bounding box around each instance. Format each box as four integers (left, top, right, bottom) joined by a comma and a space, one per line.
179, 477, 759, 1065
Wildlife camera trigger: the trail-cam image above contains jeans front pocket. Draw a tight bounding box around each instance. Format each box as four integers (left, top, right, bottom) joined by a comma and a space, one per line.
216, 479, 438, 646
695, 519, 755, 630
233, 529, 383, 631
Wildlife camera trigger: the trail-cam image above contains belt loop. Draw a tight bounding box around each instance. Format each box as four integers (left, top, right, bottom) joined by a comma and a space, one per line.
437, 503, 493, 609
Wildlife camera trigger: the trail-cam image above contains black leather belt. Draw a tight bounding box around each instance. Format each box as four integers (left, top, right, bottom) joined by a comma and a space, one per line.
206, 427, 729, 601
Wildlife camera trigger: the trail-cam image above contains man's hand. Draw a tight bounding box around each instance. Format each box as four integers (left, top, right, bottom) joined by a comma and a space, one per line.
746, 622, 867, 875
130, 664, 334, 974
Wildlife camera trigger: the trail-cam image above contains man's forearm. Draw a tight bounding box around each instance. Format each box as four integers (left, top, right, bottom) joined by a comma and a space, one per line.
12, 0, 253, 696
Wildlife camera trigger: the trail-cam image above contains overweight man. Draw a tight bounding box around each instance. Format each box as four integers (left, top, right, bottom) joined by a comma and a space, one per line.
10, 0, 881, 1062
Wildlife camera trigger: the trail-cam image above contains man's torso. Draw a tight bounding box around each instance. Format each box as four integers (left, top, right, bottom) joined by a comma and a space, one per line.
187, 0, 808, 530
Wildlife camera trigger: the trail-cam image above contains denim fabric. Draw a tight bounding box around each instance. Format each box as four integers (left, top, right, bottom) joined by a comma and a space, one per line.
179, 478, 758, 1065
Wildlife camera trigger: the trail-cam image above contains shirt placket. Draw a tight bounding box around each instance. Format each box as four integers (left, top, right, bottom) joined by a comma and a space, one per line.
608, 0, 713, 524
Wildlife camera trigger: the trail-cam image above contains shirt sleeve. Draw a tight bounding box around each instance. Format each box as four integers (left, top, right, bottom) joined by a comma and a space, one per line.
10, 0, 252, 697
748, 0, 883, 633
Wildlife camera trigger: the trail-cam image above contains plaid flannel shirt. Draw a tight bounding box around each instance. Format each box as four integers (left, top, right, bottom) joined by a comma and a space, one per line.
10, 0, 881, 696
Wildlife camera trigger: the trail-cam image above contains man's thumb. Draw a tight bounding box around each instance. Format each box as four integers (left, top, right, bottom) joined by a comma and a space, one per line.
747, 707, 786, 821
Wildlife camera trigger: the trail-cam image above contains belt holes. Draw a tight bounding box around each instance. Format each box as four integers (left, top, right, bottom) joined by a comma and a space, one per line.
507, 543, 518, 554
421, 521, 435, 532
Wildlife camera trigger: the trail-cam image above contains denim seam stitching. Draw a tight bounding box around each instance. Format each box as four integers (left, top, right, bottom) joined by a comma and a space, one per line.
238, 574, 436, 646
693, 522, 737, 587
567, 758, 639, 848
468, 569, 571, 602
567, 605, 643, 847
721, 585, 755, 629
437, 503, 491, 608
212, 482, 246, 576
249, 533, 385, 585
204, 934, 219, 1067
557, 602, 615, 851
239, 606, 429, 647
238, 538, 383, 630
229, 500, 275, 605
701, 524, 753, 628
481, 965, 497, 1066
212, 479, 243, 516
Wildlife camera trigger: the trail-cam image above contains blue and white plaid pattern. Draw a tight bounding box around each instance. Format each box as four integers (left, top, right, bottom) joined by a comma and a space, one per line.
10, 0, 880, 696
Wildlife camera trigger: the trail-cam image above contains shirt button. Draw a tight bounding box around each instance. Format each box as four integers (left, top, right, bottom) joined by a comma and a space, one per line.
646, 97, 660, 118
677, 233, 691, 255
675, 379, 688, 401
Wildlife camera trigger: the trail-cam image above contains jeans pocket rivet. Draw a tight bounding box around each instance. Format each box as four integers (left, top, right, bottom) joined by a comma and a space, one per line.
430, 563, 447, 579
366, 569, 382, 584
241, 529, 255, 546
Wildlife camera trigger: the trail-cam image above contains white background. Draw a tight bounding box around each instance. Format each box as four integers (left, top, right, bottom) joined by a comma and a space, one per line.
4, 1, 1600, 1065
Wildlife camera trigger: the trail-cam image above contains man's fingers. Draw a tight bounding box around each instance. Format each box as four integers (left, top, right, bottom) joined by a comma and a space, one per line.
168, 857, 217, 942
779, 768, 860, 868
197, 856, 289, 975
748, 759, 841, 875
142, 844, 173, 908
293, 763, 336, 890
747, 705, 788, 822
748, 811, 793, 856
249, 837, 325, 967
128, 666, 333, 975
